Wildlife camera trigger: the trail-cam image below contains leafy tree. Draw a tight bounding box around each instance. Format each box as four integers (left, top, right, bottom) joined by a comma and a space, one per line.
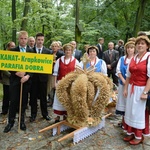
12, 0, 16, 43
0, 0, 150, 50
0, 0, 13, 49
20, 0, 30, 30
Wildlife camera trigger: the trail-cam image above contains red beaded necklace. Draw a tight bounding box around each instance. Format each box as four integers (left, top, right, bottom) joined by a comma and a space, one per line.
135, 52, 147, 64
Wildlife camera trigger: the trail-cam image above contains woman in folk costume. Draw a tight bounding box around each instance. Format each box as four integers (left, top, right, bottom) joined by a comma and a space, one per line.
115, 41, 136, 126
80, 46, 107, 75
123, 36, 150, 145
53, 43, 80, 123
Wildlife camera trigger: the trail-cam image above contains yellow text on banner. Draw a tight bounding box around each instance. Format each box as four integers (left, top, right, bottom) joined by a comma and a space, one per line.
0, 50, 53, 74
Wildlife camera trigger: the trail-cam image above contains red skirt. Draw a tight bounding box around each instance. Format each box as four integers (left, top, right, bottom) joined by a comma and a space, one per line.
123, 109, 149, 138
54, 109, 67, 115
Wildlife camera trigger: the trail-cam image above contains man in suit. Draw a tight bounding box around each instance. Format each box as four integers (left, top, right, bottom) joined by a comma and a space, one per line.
96, 37, 105, 59
103, 42, 119, 86
29, 33, 51, 122
1, 41, 16, 115
70, 41, 82, 61
116, 39, 124, 57
4, 31, 33, 133
28, 36, 35, 49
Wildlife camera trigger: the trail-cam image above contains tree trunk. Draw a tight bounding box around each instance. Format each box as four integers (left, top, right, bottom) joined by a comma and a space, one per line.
12, 0, 16, 43
133, 0, 147, 36
20, 0, 30, 30
75, 0, 81, 44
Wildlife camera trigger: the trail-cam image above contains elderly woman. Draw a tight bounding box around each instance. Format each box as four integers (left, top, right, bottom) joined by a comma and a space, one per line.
47, 41, 64, 106
80, 46, 107, 75
123, 36, 150, 145
52, 43, 80, 123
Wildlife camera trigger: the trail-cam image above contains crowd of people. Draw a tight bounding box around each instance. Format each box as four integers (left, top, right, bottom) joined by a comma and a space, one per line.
0, 30, 150, 146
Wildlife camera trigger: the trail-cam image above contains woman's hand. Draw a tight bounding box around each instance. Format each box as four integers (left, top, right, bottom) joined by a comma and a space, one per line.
140, 93, 148, 101
123, 89, 128, 98
107, 65, 112, 70
122, 79, 126, 85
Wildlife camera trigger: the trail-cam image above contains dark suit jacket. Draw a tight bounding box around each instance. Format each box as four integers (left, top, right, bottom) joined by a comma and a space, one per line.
96, 44, 104, 59
32, 46, 52, 82
103, 49, 119, 71
9, 46, 33, 85
75, 49, 82, 61
49, 49, 64, 60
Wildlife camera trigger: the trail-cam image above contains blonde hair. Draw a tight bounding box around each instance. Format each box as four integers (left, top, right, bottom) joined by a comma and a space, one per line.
28, 36, 35, 41
50, 41, 60, 49
57, 41, 62, 47
63, 43, 74, 53
18, 31, 28, 38
125, 41, 135, 49
128, 37, 136, 42
124, 41, 136, 55
118, 39, 124, 45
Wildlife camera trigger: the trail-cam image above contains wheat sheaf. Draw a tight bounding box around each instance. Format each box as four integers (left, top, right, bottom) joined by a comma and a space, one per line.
56, 55, 113, 127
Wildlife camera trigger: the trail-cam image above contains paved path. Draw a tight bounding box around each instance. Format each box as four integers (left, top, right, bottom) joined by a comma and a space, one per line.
0, 103, 150, 150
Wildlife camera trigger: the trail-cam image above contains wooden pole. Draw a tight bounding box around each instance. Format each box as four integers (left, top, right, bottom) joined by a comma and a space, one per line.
39, 120, 66, 133
18, 83, 23, 133
39, 113, 112, 134
58, 127, 85, 142
103, 113, 112, 118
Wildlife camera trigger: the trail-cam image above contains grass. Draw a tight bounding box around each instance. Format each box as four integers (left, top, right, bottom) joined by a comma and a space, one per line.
0, 84, 3, 101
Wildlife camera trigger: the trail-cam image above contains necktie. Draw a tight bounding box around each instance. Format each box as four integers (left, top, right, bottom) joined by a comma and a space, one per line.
109, 52, 112, 60
21, 47, 25, 52
38, 49, 41, 54
99, 44, 102, 51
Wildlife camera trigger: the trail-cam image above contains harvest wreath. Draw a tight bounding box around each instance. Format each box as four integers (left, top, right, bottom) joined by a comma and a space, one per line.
56, 63, 113, 127
39, 53, 113, 143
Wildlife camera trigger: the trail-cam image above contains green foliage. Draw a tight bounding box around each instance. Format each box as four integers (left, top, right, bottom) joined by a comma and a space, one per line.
141, 0, 150, 31
0, 1, 13, 48
0, 0, 150, 50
